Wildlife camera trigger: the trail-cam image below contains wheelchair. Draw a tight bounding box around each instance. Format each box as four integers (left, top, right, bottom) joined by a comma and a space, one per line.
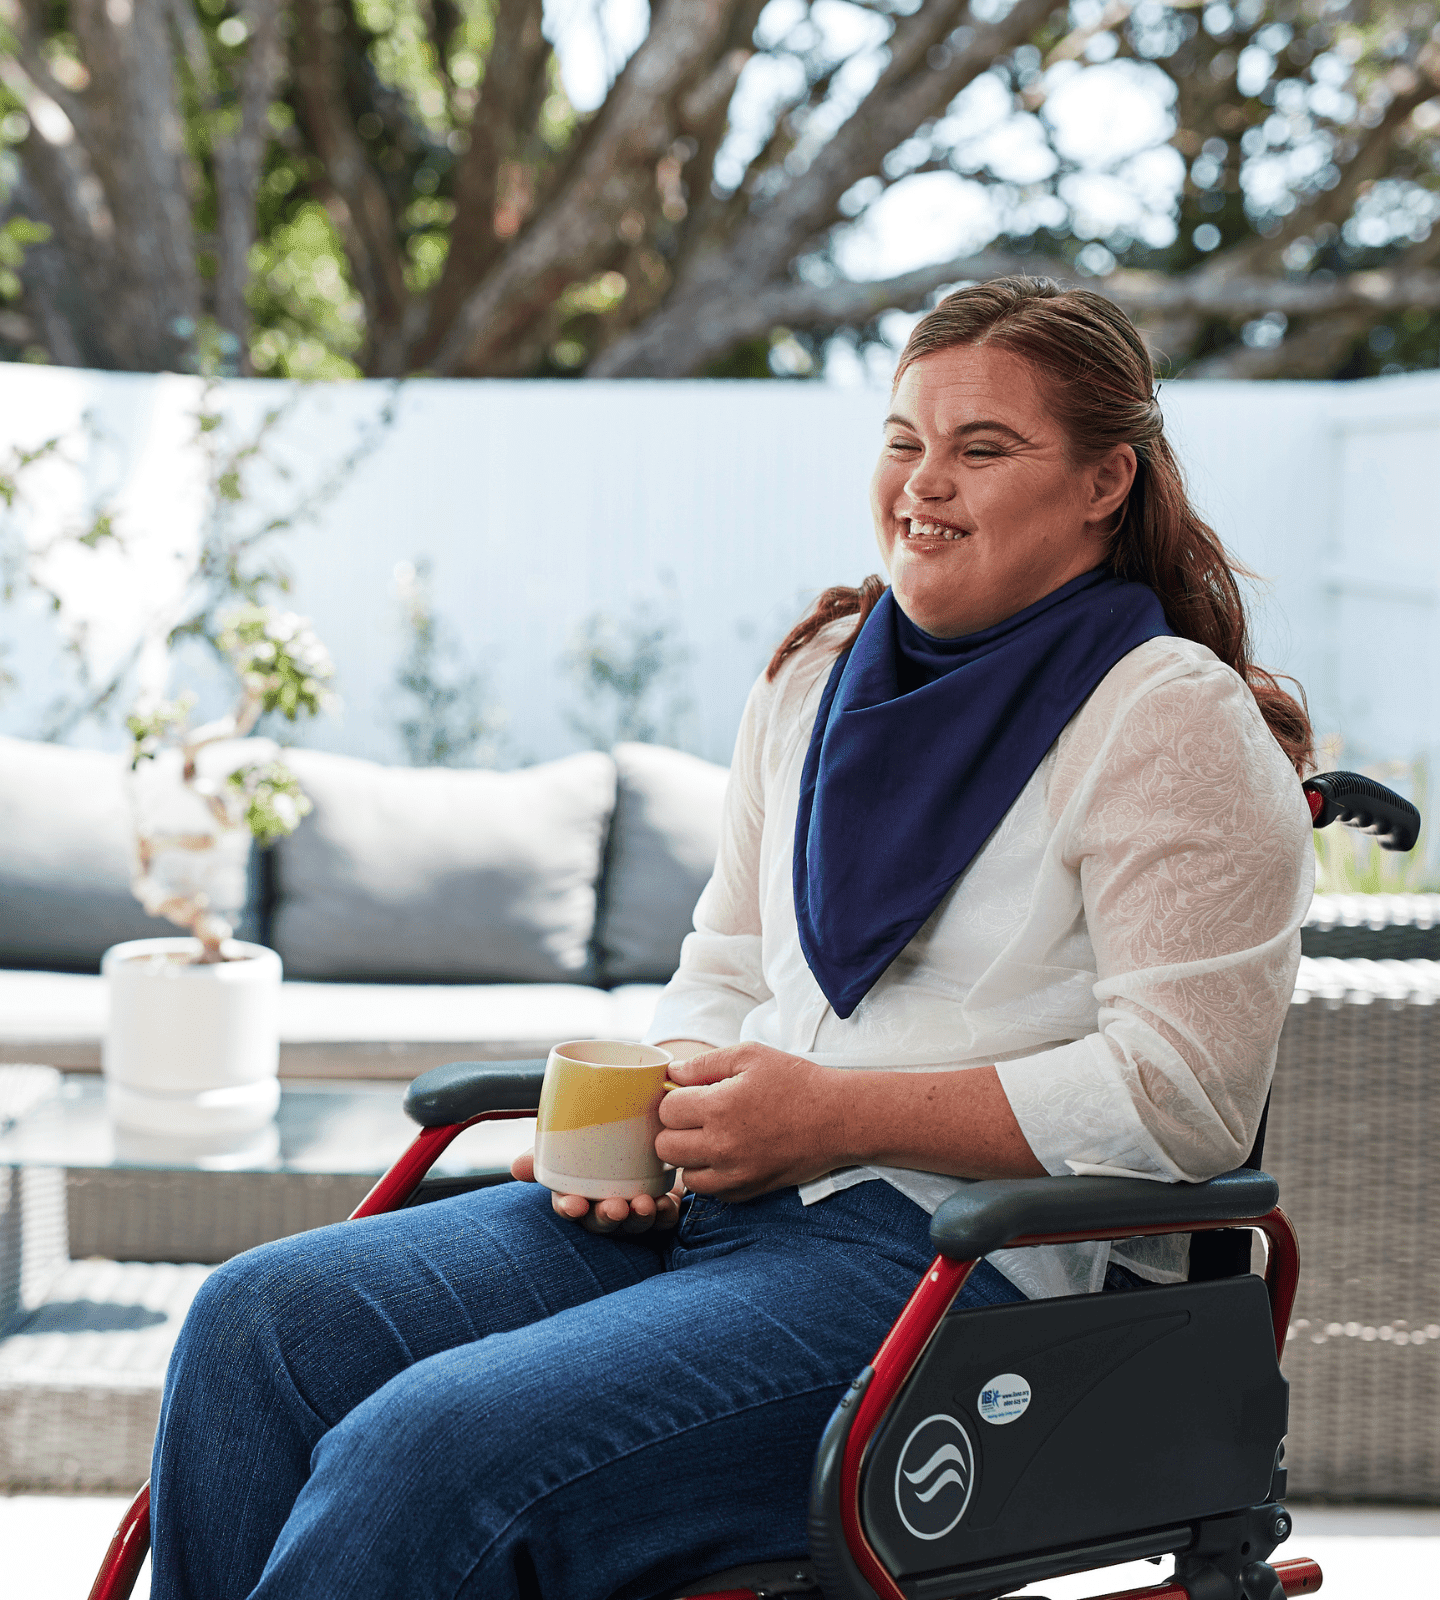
89, 770, 1420, 1600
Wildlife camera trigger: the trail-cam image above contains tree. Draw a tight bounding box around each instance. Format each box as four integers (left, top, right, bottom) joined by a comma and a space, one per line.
0, 0, 1436, 382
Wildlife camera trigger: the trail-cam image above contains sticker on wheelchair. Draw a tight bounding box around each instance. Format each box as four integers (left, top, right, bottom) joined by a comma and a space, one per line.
893, 1414, 976, 1540
976, 1372, 1031, 1425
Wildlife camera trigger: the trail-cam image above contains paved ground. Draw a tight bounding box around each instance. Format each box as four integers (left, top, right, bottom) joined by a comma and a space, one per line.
3, 1497, 1436, 1599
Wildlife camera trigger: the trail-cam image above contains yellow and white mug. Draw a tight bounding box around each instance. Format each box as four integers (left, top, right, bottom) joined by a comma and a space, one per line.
532, 1039, 674, 1200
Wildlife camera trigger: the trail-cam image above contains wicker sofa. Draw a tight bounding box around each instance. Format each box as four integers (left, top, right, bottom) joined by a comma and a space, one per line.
1267, 956, 1440, 1501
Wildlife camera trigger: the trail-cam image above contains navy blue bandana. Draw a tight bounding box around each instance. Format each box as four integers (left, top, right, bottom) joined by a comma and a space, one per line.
792, 569, 1172, 1018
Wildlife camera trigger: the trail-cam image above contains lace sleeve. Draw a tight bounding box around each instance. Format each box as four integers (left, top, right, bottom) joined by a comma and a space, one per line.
644, 671, 774, 1048
995, 653, 1315, 1181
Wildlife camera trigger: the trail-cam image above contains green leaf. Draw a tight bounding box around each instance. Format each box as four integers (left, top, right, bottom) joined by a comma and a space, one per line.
77, 512, 116, 548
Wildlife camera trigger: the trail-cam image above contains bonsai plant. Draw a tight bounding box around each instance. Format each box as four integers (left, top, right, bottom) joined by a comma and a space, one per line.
124, 603, 333, 956
102, 604, 334, 1142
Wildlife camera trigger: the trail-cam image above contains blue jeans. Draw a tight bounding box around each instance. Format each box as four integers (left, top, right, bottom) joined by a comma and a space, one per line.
149, 1179, 1076, 1600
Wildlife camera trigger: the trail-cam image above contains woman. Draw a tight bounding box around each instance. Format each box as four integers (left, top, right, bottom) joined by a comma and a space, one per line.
150, 279, 1314, 1600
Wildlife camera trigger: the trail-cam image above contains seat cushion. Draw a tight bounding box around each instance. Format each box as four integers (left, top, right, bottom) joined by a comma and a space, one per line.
595, 742, 729, 983
0, 736, 168, 972
277, 979, 662, 1050
269, 750, 617, 982
0, 969, 664, 1078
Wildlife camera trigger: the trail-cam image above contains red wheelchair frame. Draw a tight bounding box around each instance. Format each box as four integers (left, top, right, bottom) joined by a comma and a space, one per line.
88, 771, 1417, 1600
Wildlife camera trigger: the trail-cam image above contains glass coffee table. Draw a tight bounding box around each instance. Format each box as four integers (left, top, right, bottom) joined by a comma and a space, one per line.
0, 1072, 533, 1176
0, 1072, 537, 1267
0, 1071, 541, 1495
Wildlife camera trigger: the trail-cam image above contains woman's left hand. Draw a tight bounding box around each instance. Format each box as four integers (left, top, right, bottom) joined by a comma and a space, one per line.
657, 1044, 849, 1200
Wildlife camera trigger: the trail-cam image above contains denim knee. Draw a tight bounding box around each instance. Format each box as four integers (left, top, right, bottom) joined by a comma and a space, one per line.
173, 1241, 287, 1365
167, 1228, 359, 1421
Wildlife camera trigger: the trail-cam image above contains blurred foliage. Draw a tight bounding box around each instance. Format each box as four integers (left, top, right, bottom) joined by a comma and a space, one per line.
249, 202, 367, 379
1079, 0, 1440, 376
0, 379, 395, 742
0, 0, 1436, 377
228, 757, 315, 845
564, 590, 693, 749
0, 214, 49, 302
126, 694, 198, 768
0, 421, 129, 730
218, 601, 337, 721
392, 555, 507, 765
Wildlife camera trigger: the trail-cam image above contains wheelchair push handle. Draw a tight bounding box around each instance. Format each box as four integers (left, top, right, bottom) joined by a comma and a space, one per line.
1303, 769, 1420, 852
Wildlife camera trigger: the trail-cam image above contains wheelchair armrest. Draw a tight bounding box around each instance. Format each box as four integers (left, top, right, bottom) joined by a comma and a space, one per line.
403, 1058, 548, 1127
928, 1168, 1279, 1259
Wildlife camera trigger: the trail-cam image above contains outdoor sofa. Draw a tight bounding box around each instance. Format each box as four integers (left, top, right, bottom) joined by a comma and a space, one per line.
0, 734, 728, 1076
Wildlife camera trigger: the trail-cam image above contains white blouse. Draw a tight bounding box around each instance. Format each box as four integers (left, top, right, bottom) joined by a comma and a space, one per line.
644, 621, 1315, 1300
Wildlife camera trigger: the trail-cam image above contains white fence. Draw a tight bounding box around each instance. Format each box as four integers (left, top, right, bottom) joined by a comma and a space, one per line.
0, 363, 1437, 773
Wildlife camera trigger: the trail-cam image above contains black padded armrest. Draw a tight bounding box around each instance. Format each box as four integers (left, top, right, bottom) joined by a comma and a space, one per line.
929, 1169, 1279, 1260
403, 1058, 547, 1127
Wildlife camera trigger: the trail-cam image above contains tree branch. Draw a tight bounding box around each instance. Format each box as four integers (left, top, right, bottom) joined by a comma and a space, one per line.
1216, 51, 1440, 281
411, 0, 550, 363
165, 0, 286, 367
163, 0, 212, 94
3, 168, 90, 364
7, 0, 201, 368
1178, 314, 1365, 379
3, 13, 95, 144
592, 250, 1028, 375
591, 0, 1059, 375
1182, 224, 1440, 379
289, 0, 411, 371
426, 0, 745, 376
1112, 265, 1440, 319
718, 0, 1058, 290
591, 239, 1440, 378
669, 0, 766, 276
210, 0, 287, 368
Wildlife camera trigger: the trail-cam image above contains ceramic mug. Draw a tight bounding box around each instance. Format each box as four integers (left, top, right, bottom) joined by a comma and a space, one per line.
532, 1039, 675, 1200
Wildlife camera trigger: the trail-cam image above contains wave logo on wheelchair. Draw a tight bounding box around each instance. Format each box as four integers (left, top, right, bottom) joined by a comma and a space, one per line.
893, 1412, 976, 1541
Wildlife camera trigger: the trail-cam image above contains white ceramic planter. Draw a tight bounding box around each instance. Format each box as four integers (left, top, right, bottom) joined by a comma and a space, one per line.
101, 938, 282, 1138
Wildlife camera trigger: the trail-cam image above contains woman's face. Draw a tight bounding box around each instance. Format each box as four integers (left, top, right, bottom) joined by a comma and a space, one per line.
870, 342, 1136, 638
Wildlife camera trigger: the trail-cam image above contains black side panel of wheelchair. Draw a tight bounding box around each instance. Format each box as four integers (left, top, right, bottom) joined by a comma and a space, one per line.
857, 1276, 1286, 1593
403, 1058, 548, 1125
929, 1170, 1278, 1261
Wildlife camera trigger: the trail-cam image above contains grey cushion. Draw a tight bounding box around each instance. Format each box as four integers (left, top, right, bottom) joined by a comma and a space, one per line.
0, 736, 171, 971
270, 750, 617, 982
596, 742, 729, 983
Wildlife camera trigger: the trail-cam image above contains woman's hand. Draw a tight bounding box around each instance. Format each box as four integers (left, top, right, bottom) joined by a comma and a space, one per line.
509, 1148, 684, 1235
657, 1044, 849, 1200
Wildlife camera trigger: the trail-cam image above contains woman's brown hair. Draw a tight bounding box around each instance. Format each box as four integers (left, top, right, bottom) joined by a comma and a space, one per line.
767, 276, 1313, 774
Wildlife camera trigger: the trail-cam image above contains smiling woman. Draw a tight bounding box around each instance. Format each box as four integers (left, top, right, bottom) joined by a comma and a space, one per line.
769, 277, 1312, 772
873, 345, 1127, 637
145, 278, 1318, 1600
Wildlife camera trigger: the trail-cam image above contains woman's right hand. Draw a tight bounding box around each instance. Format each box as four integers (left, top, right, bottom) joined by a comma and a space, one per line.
509, 1148, 684, 1235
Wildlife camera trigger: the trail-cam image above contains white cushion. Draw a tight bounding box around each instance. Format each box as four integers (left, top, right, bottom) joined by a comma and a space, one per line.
277, 980, 660, 1044
0, 968, 662, 1050
0, 969, 110, 1040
